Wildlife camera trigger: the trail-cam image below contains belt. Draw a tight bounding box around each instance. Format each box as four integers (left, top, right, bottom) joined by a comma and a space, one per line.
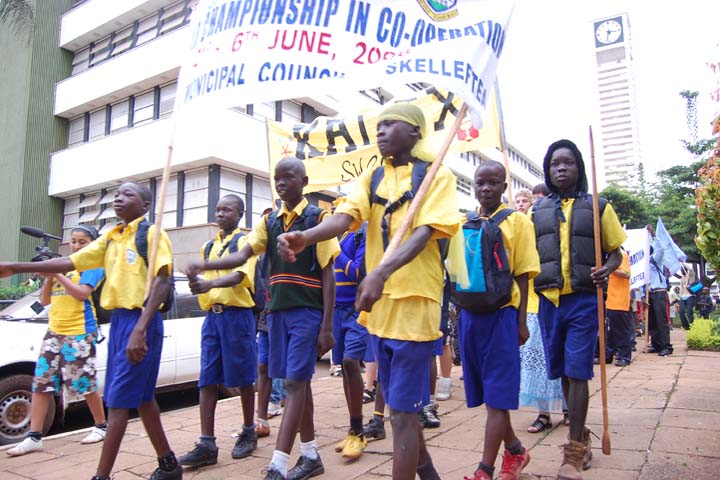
210, 304, 242, 314
650, 289, 667, 293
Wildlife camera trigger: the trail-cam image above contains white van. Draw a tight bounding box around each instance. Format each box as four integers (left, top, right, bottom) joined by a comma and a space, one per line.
0, 276, 204, 445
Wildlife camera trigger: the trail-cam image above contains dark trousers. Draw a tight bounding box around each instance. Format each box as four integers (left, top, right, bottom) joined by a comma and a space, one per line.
680, 296, 696, 330
607, 309, 634, 362
649, 292, 672, 352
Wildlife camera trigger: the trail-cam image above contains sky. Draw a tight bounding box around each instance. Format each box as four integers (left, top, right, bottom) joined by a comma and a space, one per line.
498, 0, 720, 181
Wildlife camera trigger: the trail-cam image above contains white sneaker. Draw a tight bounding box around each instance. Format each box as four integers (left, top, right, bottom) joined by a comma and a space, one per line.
267, 402, 283, 418
81, 426, 107, 444
7, 437, 43, 456
436, 377, 452, 401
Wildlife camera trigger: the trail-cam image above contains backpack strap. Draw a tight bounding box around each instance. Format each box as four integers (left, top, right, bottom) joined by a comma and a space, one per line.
135, 219, 150, 266
203, 240, 215, 261
490, 208, 515, 225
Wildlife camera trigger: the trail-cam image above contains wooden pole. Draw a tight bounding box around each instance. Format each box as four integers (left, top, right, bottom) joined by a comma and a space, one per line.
380, 103, 468, 260
495, 81, 514, 207
143, 144, 173, 299
643, 286, 650, 353
589, 126, 611, 455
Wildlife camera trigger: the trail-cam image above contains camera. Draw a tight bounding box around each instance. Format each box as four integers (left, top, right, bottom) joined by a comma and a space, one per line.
20, 226, 62, 262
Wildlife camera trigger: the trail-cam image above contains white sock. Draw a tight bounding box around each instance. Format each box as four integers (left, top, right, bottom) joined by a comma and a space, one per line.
269, 450, 290, 476
430, 394, 435, 403
439, 377, 451, 387
300, 439, 319, 460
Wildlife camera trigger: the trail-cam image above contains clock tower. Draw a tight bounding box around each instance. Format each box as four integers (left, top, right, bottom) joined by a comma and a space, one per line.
592, 13, 642, 190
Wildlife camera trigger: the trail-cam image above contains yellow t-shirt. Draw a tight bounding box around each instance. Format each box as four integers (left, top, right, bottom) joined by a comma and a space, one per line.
48, 268, 105, 335
534, 198, 627, 306
247, 197, 339, 268
463, 204, 540, 310
70, 217, 173, 310
198, 228, 257, 310
335, 162, 460, 340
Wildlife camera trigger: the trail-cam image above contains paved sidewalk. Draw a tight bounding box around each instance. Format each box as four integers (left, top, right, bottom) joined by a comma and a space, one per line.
2, 329, 718, 479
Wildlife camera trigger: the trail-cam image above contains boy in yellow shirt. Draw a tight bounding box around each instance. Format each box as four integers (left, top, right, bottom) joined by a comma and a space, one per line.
455, 161, 539, 480
532, 140, 626, 480
0, 182, 179, 480
178, 194, 259, 467
185, 158, 338, 480
277, 103, 460, 480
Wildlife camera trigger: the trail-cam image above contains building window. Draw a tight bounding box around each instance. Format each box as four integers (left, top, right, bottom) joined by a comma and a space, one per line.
69, 0, 192, 75
88, 109, 107, 140
252, 176, 273, 227
183, 168, 210, 226
159, 83, 176, 118
456, 176, 472, 196
68, 116, 85, 146
110, 100, 129, 133
133, 91, 155, 126
155, 174, 178, 228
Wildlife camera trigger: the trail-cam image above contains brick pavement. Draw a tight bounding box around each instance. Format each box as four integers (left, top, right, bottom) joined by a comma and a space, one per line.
1, 329, 719, 479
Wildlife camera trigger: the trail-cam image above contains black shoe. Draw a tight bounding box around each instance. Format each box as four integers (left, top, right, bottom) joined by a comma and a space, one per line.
287, 455, 324, 480
646, 346, 657, 353
149, 465, 183, 480
178, 442, 218, 467
420, 404, 440, 429
363, 417, 386, 440
614, 359, 630, 367
658, 348, 673, 357
231, 429, 257, 459
264, 468, 286, 480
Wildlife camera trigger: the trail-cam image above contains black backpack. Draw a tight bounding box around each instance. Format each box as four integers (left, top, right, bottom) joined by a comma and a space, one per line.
105, 219, 175, 313
90, 278, 112, 324
450, 209, 514, 313
369, 161, 448, 258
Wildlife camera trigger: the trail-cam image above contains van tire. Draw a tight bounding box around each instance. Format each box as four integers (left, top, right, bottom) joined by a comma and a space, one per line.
0, 374, 55, 445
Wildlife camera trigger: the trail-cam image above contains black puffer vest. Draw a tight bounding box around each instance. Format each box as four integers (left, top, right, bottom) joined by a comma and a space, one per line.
533, 194, 607, 293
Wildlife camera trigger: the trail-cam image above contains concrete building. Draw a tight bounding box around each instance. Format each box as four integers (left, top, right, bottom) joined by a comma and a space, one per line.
592, 12, 643, 189
4, 0, 543, 267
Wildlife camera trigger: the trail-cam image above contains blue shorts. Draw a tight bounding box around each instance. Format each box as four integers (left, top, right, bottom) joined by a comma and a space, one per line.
432, 337, 444, 356
371, 335, 433, 413
199, 307, 257, 389
538, 292, 598, 381
257, 330, 269, 366
268, 307, 322, 381
104, 309, 163, 409
331, 304, 368, 365
459, 307, 520, 410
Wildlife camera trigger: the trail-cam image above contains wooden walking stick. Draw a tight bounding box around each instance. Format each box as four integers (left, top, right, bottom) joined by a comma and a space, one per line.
143, 144, 174, 300
380, 102, 468, 260
589, 126, 612, 455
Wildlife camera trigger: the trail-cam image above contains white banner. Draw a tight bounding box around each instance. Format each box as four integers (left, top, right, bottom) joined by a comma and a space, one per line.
623, 228, 651, 290
175, 0, 515, 127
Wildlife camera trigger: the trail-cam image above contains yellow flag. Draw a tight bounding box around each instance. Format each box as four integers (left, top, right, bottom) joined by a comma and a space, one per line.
267, 88, 502, 193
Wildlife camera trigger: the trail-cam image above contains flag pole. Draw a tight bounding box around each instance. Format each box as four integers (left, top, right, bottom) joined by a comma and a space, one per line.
143, 142, 173, 299
589, 125, 611, 455
380, 102, 468, 259
495, 81, 514, 208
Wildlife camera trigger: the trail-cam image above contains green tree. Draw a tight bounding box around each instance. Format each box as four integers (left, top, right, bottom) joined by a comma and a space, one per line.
600, 184, 650, 229
0, 0, 34, 43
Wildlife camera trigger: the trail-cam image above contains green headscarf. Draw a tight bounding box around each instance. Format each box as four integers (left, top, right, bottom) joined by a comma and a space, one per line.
377, 103, 432, 162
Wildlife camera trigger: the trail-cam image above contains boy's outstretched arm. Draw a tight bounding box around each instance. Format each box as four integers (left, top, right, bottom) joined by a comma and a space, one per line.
355, 225, 432, 312
277, 213, 353, 262
127, 265, 171, 365
188, 271, 245, 295
318, 262, 336, 357
591, 248, 622, 287
0, 258, 74, 278
515, 273, 530, 345
184, 243, 254, 277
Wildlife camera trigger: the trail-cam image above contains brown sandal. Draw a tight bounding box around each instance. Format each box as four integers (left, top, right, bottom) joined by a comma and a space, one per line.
528, 414, 552, 433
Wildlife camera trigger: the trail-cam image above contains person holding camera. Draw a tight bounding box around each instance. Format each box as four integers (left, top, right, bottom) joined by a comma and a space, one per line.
7, 225, 107, 456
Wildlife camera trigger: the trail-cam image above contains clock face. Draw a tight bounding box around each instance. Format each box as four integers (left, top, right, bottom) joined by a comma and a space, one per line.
595, 19, 623, 46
